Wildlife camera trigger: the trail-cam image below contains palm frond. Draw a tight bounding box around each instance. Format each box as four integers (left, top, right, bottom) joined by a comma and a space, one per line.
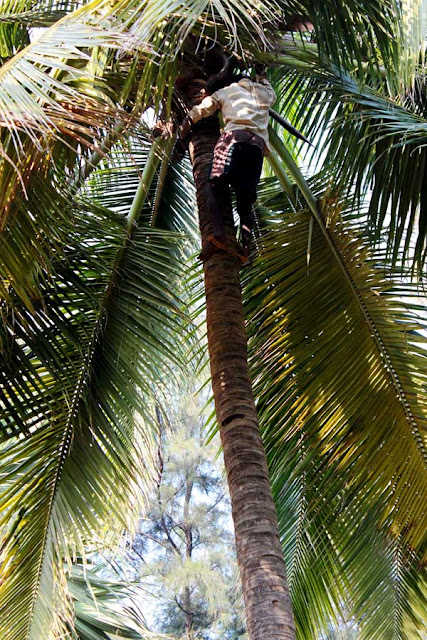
0, 149, 188, 639
0, 21, 124, 149
273, 0, 424, 87
153, 157, 199, 243
245, 181, 427, 637
340, 517, 426, 639
400, 0, 427, 85
0, 134, 79, 306
319, 72, 427, 272
270, 60, 427, 272
0, 0, 81, 40
130, 0, 278, 49
65, 563, 156, 640
82, 132, 199, 247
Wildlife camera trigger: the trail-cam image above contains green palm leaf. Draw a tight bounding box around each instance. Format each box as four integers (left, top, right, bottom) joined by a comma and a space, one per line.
269, 57, 427, 271
309, 67, 427, 270
66, 563, 157, 640
0, 0, 82, 59
1, 2, 426, 639
0, 140, 188, 639
0, 22, 124, 147
244, 183, 427, 637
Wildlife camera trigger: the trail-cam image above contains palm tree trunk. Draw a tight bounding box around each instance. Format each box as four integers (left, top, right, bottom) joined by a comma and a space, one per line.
187, 83, 296, 640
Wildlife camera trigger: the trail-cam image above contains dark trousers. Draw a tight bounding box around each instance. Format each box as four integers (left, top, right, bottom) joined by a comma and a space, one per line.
205, 140, 263, 239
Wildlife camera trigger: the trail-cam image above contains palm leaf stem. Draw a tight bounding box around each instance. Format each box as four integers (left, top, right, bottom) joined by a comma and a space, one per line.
264, 54, 314, 70
266, 149, 296, 205
25, 138, 167, 638
262, 48, 388, 80
269, 126, 427, 467
149, 135, 176, 227
269, 54, 387, 76
126, 139, 164, 229
75, 120, 129, 187
269, 127, 317, 213
0, 9, 69, 25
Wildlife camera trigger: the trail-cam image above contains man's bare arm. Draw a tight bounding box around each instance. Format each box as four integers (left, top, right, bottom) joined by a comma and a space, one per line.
178, 93, 221, 139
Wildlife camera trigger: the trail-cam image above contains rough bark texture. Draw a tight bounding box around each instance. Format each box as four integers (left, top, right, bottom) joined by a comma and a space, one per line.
187, 82, 296, 640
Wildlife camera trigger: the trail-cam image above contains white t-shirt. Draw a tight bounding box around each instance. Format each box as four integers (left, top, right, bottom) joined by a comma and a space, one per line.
188, 78, 276, 149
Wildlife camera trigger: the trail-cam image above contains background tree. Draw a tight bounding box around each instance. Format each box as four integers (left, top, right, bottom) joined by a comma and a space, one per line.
131, 389, 247, 640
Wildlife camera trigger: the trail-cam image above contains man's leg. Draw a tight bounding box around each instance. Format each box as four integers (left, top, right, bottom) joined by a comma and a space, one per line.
204, 178, 229, 241
235, 192, 254, 256
200, 177, 247, 263
230, 142, 263, 256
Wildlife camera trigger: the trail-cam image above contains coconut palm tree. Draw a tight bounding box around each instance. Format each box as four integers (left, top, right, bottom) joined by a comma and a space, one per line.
0, 0, 426, 639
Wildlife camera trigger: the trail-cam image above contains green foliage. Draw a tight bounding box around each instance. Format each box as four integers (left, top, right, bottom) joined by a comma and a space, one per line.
245, 180, 427, 638
0, 135, 190, 639
65, 563, 153, 640
268, 11, 427, 272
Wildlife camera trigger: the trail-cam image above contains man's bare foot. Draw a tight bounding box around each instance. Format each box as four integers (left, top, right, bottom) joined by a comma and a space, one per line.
241, 225, 252, 258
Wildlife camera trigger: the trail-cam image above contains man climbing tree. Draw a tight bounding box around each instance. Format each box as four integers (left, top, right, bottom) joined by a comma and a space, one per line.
180, 66, 276, 262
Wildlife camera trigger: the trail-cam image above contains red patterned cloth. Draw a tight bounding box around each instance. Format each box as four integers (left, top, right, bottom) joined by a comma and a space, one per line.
210, 130, 266, 179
